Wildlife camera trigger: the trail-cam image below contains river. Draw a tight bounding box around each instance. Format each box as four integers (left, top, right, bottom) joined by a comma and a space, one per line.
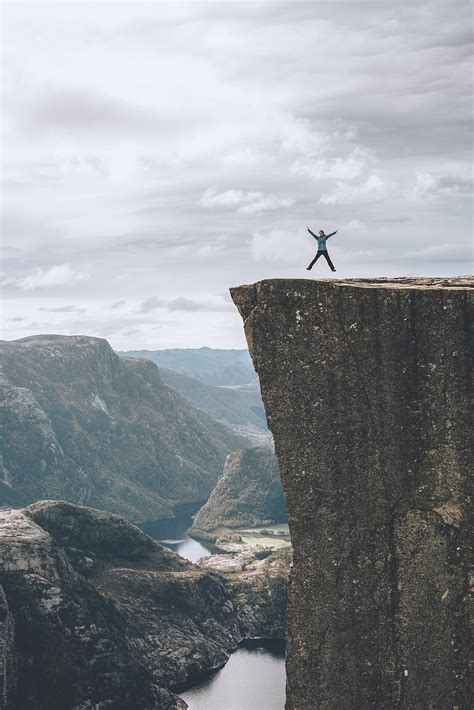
140, 503, 215, 562
139, 506, 286, 710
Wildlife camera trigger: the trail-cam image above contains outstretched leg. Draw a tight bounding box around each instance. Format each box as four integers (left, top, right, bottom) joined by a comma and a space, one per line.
322, 251, 336, 272
307, 251, 323, 270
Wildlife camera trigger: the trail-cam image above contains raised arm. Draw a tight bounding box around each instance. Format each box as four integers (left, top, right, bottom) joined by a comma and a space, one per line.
325, 230, 338, 239
307, 226, 318, 240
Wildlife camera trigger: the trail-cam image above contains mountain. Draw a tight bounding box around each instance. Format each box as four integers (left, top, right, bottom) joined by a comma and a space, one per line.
0, 500, 288, 709
231, 276, 472, 710
118, 347, 256, 386
191, 446, 287, 536
0, 335, 248, 522
158, 367, 268, 435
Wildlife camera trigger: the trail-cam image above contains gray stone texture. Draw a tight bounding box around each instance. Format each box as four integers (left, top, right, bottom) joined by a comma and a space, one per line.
231, 277, 472, 710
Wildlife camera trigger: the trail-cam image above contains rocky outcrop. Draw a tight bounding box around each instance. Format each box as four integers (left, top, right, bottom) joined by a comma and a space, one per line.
0, 335, 248, 522
199, 546, 290, 641
191, 447, 286, 537
0, 505, 180, 709
0, 499, 288, 709
231, 277, 472, 709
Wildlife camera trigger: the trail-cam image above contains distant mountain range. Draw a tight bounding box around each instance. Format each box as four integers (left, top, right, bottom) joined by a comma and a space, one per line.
118, 347, 268, 436
158, 368, 268, 435
0, 335, 248, 521
192, 446, 286, 536
118, 347, 256, 386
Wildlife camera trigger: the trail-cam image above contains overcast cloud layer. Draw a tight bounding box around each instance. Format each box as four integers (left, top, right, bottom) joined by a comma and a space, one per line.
1, 0, 472, 348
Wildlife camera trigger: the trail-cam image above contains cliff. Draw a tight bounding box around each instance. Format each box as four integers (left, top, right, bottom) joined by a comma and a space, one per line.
0, 500, 288, 709
231, 277, 472, 709
191, 446, 286, 536
0, 335, 248, 522
199, 546, 291, 641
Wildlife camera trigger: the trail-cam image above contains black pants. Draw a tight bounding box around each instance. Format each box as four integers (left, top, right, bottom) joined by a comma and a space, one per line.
308, 250, 335, 270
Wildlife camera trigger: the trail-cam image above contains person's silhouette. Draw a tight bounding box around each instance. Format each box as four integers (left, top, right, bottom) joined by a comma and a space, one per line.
306, 227, 337, 272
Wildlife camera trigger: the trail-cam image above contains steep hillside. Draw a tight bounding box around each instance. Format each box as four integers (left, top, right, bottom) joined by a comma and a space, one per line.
0, 500, 288, 709
0, 335, 248, 521
191, 447, 286, 535
232, 277, 472, 709
119, 347, 255, 385
158, 367, 268, 434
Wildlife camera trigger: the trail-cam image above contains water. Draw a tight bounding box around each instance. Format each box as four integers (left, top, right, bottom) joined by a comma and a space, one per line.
141, 506, 286, 709
160, 534, 213, 563
139, 504, 215, 563
179, 640, 286, 710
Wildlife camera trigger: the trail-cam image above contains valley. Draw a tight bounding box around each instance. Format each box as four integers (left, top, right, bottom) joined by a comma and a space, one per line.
0, 339, 290, 709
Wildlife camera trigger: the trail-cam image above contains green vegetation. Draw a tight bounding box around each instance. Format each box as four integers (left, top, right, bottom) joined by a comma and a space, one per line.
191, 446, 287, 536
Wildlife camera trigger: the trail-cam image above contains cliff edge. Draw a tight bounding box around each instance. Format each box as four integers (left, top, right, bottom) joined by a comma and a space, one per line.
231, 277, 472, 709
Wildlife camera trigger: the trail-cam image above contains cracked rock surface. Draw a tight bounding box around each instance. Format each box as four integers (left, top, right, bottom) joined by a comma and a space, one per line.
231, 277, 472, 709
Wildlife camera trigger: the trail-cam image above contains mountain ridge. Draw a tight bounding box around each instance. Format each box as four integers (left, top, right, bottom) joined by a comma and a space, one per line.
157, 367, 268, 435
0, 334, 248, 521
118, 346, 255, 386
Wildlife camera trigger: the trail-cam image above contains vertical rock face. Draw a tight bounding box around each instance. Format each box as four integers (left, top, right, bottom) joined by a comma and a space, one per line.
231, 277, 472, 709
0, 586, 16, 707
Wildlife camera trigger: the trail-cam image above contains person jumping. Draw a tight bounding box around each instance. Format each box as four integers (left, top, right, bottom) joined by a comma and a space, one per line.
306, 227, 338, 272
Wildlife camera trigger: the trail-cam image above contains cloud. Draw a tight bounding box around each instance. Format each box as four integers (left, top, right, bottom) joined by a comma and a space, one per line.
200, 187, 294, 213
251, 228, 303, 264
411, 172, 473, 201
167, 297, 233, 312
166, 297, 200, 311
137, 295, 233, 313
292, 147, 372, 182
1, 0, 472, 348
21, 88, 175, 138
39, 304, 86, 313
137, 296, 161, 314
196, 236, 228, 256
319, 175, 386, 205
3, 264, 90, 291
340, 219, 368, 234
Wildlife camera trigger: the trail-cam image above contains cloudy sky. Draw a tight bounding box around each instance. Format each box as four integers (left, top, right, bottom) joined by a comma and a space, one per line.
1, 0, 472, 349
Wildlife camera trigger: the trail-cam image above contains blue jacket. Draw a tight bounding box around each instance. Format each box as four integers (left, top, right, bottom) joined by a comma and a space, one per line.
308, 228, 337, 251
